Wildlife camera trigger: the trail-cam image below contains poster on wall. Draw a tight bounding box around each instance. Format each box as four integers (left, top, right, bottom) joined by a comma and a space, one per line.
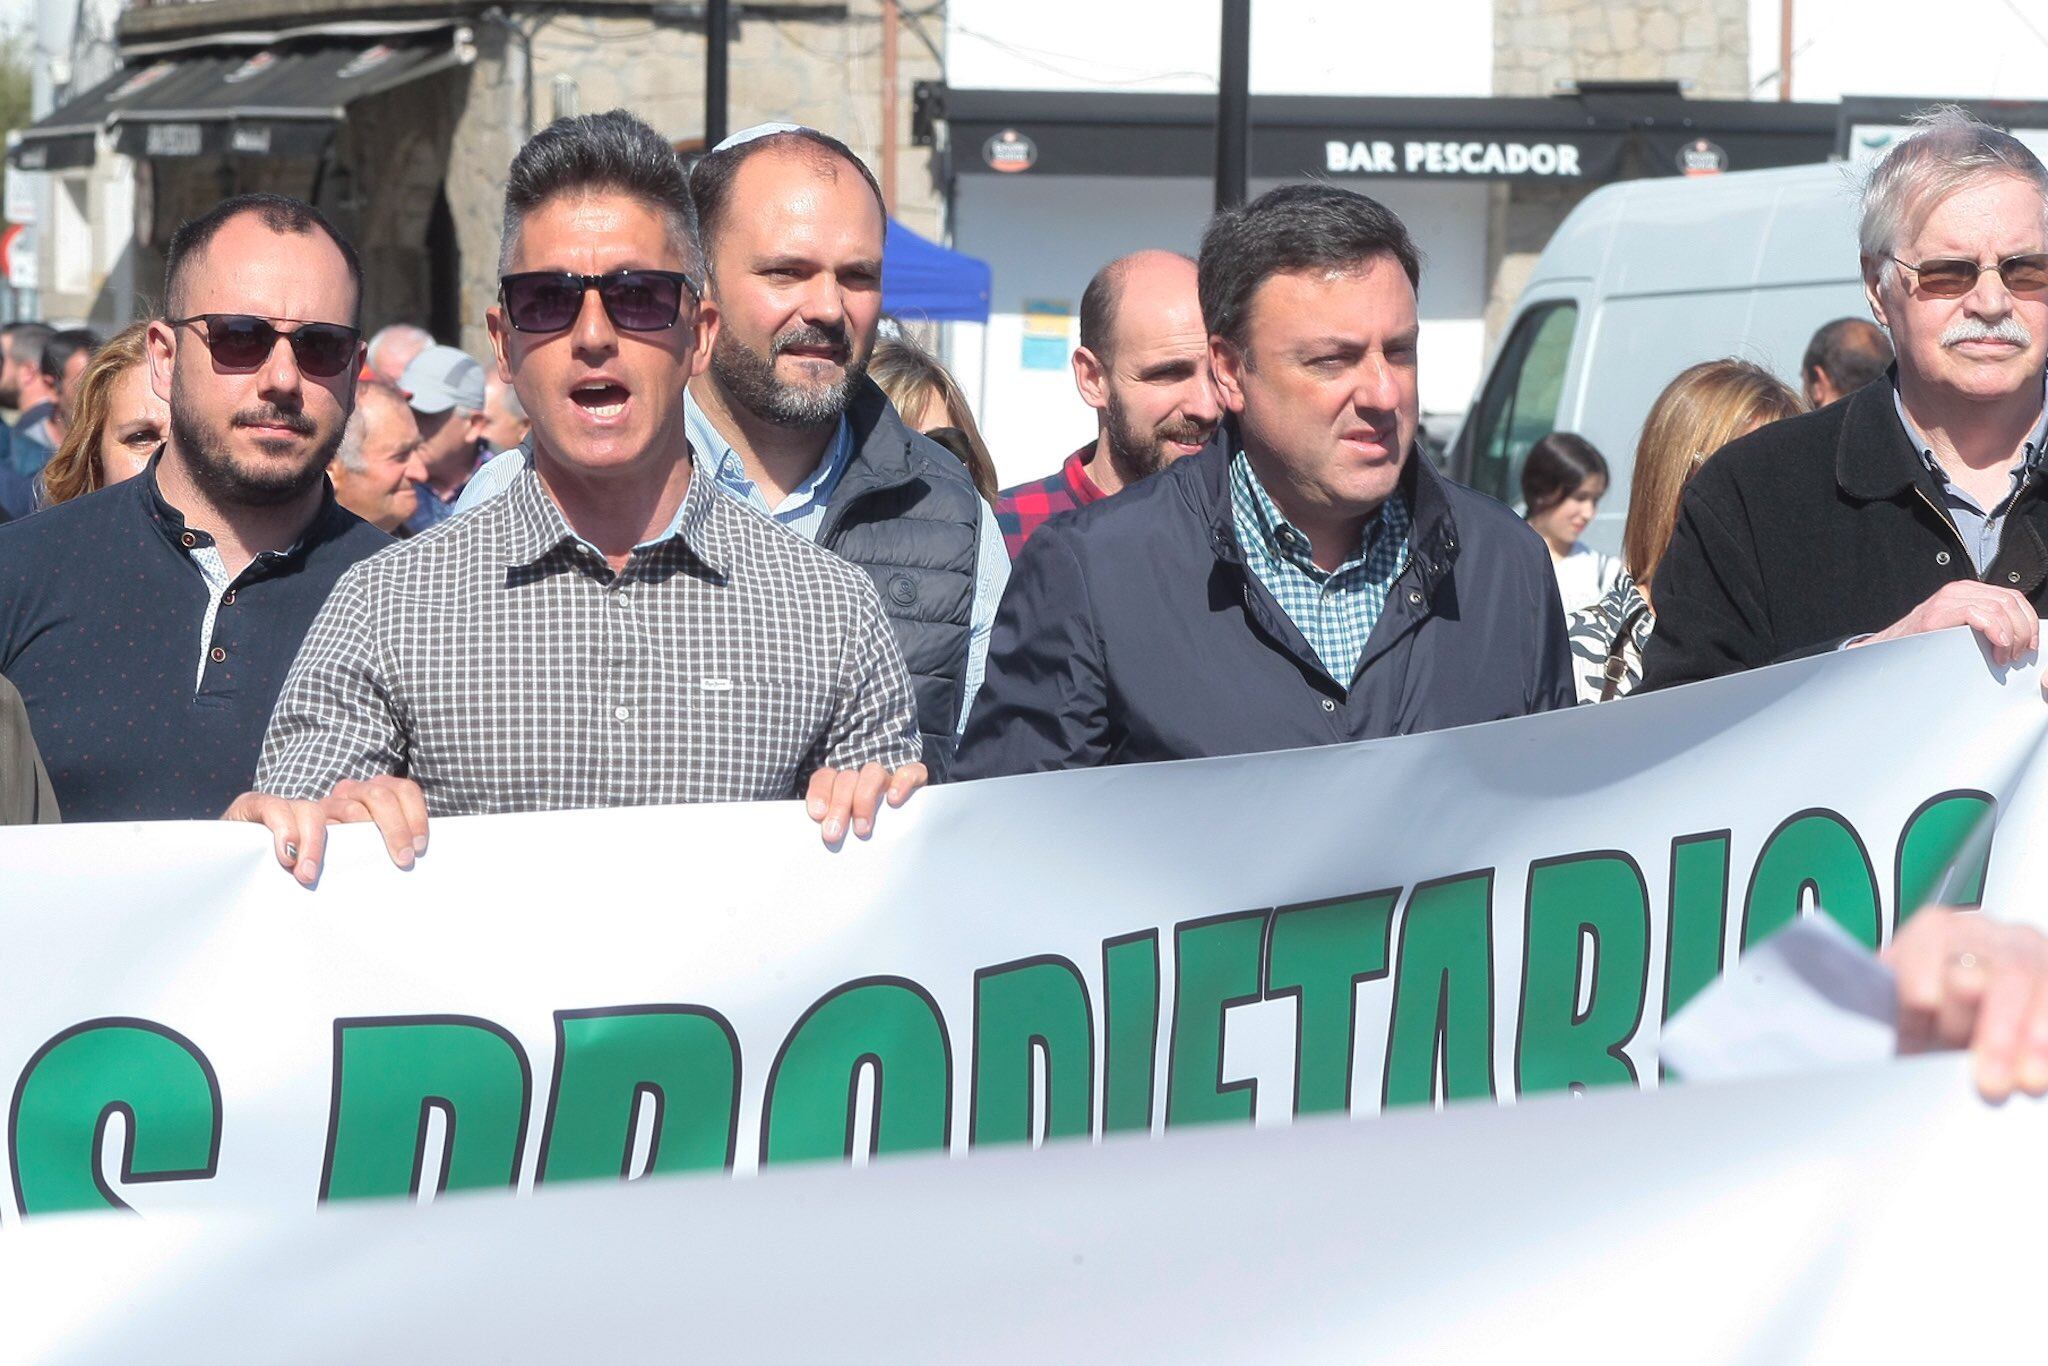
1021, 298, 1072, 370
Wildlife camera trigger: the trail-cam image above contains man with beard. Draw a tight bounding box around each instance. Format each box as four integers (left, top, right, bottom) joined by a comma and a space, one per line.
461, 123, 1003, 774
995, 250, 1222, 557
0, 194, 388, 820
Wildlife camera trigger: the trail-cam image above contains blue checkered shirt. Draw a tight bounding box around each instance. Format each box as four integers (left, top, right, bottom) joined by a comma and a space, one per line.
1229, 450, 1411, 686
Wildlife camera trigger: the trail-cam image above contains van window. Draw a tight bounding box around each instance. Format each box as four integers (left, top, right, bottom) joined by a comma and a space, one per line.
1465, 302, 1577, 504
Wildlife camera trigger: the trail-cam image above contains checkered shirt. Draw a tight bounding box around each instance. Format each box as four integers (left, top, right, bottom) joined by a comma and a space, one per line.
254, 461, 920, 815
993, 447, 1105, 558
1229, 450, 1411, 687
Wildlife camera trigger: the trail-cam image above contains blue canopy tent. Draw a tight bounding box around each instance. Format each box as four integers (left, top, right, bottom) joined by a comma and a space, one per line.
882, 218, 992, 323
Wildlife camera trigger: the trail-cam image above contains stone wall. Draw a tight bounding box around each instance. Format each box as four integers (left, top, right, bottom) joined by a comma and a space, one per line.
1484, 0, 1750, 341
437, 0, 945, 357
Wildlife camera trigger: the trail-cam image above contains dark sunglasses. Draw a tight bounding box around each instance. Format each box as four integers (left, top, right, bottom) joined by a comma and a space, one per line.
497, 270, 700, 334
169, 313, 361, 378
1890, 253, 2048, 299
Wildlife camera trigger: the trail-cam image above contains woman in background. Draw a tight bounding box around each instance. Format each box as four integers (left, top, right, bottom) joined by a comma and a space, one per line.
870, 334, 1000, 505
1521, 432, 1621, 614
38, 322, 165, 508
1568, 359, 1806, 703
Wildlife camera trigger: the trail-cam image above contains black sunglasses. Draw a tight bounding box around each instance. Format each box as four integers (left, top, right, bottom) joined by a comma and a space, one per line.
498, 270, 700, 334
168, 314, 361, 379
1889, 253, 2048, 299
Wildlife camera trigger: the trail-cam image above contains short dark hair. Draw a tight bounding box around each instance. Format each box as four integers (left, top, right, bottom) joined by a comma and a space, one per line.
1078, 251, 1197, 364
1802, 317, 1893, 397
689, 127, 885, 266
1198, 183, 1422, 350
1520, 432, 1609, 514
500, 110, 702, 279
164, 193, 362, 324
39, 327, 100, 386
2, 321, 54, 371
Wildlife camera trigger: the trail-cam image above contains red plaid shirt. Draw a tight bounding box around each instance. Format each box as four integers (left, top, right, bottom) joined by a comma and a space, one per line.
994, 446, 1107, 558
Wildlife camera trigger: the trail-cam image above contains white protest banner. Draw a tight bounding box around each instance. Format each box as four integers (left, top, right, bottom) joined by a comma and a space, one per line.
3, 1055, 2038, 1363
0, 628, 2039, 1217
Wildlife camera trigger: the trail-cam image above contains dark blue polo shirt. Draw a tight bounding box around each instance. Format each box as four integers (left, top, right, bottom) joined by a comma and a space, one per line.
0, 458, 389, 821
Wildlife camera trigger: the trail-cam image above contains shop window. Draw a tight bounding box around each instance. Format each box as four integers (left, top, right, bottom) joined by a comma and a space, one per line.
1462, 301, 1577, 505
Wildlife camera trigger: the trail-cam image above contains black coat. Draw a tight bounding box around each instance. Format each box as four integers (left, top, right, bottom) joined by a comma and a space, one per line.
1642, 374, 2048, 692
951, 441, 1574, 778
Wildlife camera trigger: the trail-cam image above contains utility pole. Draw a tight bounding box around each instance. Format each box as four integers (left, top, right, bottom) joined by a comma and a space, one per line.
881, 0, 900, 214
1778, 0, 1794, 101
1215, 0, 1250, 211
706, 0, 731, 146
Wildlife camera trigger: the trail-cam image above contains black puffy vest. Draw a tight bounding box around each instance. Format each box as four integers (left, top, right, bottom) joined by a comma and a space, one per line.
818, 380, 981, 777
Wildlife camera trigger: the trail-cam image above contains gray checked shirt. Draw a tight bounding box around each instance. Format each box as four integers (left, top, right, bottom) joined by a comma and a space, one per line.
254, 459, 920, 815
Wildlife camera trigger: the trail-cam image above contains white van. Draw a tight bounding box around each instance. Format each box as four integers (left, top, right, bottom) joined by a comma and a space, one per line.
1446, 162, 1873, 553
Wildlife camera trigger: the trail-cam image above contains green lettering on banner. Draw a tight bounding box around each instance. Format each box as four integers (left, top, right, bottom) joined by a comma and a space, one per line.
1101, 932, 1160, 1134
9, 1019, 221, 1215
536, 1007, 740, 1183
1895, 791, 1995, 924
1264, 891, 1396, 1115
1383, 872, 1496, 1108
1743, 810, 1881, 950
1664, 833, 1732, 1021
970, 958, 1093, 1146
761, 978, 951, 1165
1165, 911, 1268, 1127
1516, 853, 1650, 1094
319, 1017, 532, 1203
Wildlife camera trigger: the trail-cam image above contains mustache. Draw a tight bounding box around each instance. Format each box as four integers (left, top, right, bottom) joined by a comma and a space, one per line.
771, 322, 852, 362
231, 404, 315, 435
1156, 413, 1218, 446
1941, 315, 2034, 348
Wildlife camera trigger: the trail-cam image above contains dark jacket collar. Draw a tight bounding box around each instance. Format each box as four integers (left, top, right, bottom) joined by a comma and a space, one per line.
1835, 364, 2021, 503
1195, 427, 1461, 597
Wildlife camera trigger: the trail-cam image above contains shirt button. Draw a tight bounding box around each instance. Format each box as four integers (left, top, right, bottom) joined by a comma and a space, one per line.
1407, 589, 1423, 605
1936, 551, 1951, 566
1320, 697, 1336, 712
209, 646, 227, 663
180, 532, 197, 548
2008, 570, 2023, 585
613, 705, 631, 721
222, 590, 236, 605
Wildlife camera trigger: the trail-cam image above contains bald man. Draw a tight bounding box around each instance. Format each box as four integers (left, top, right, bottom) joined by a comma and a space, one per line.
995, 249, 1223, 556
1801, 317, 1893, 408
364, 323, 432, 387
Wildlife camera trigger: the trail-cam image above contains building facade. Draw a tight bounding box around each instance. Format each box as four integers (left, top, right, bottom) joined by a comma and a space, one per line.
12, 0, 945, 359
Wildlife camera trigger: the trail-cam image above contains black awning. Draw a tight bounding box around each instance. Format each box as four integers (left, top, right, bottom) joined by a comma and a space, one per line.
941, 87, 1842, 183
10, 35, 465, 170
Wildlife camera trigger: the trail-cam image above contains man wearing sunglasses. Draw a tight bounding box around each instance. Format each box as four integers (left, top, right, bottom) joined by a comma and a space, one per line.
227, 111, 926, 885
1646, 110, 2048, 691
0, 193, 388, 821
461, 122, 1000, 778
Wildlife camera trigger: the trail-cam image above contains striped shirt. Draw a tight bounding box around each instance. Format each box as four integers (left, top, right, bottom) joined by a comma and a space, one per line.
1228, 450, 1410, 686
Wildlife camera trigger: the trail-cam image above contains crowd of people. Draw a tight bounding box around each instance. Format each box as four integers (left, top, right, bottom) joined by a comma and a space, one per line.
1, 105, 2046, 1097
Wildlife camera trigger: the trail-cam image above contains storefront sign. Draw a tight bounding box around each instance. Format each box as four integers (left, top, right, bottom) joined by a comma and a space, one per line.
1324, 139, 1585, 178
983, 129, 1037, 173
143, 123, 204, 158
1677, 137, 1729, 176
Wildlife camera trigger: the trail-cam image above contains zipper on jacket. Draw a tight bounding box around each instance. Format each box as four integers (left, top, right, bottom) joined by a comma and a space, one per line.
1911, 484, 1978, 574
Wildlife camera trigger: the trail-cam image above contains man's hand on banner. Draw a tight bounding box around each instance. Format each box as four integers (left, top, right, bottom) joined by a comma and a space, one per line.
222, 777, 431, 887
1886, 906, 2048, 1102
1856, 583, 2041, 667
806, 762, 927, 846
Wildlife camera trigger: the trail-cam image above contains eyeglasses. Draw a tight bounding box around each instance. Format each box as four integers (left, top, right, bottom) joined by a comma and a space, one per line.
1889, 253, 2048, 299
497, 270, 700, 334
168, 314, 362, 378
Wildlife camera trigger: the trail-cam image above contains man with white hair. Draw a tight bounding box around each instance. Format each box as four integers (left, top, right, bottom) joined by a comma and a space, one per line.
363, 323, 432, 387
1645, 109, 2048, 689
328, 380, 429, 534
